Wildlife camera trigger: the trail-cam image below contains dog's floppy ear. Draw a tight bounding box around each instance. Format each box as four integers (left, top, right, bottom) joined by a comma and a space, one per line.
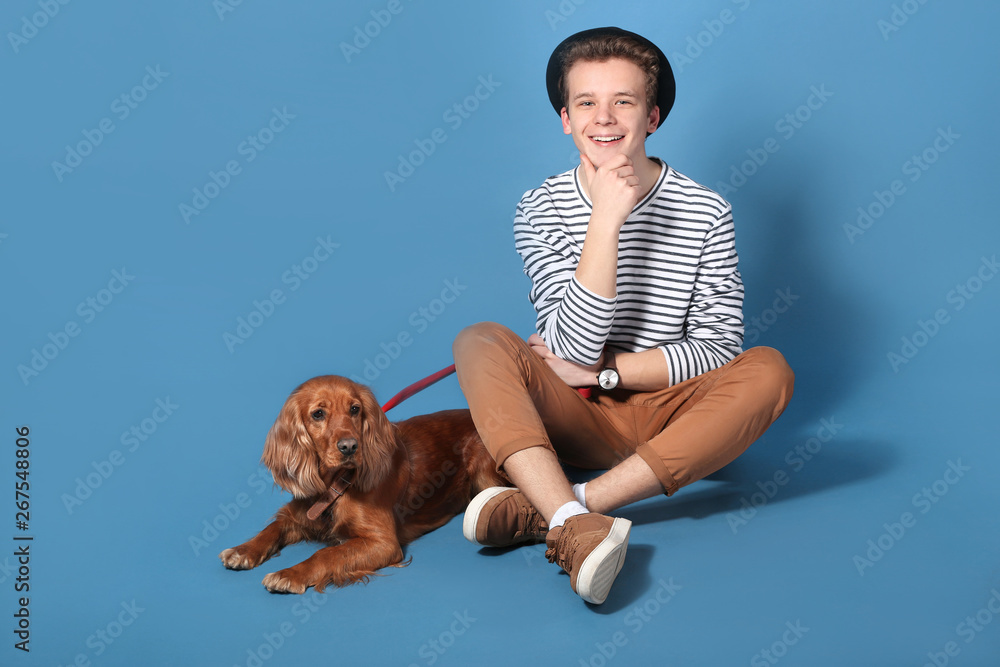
355, 386, 396, 493
262, 389, 325, 498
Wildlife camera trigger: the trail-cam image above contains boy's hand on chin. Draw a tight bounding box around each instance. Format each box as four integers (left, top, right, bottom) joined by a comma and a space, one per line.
581, 153, 642, 230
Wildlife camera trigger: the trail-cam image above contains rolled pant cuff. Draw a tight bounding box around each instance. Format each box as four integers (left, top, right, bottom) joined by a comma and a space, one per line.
636, 442, 680, 496
492, 438, 557, 476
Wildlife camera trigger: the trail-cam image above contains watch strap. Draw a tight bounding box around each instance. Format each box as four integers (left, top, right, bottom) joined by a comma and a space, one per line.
604, 348, 617, 372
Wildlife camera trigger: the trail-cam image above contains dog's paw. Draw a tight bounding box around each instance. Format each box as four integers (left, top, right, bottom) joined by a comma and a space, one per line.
262, 569, 310, 595
220, 545, 274, 570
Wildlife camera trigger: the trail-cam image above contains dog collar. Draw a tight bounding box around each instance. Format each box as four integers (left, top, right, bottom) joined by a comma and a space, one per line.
306, 469, 356, 520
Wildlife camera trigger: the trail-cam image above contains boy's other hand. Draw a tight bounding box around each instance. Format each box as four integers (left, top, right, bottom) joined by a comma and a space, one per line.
528, 333, 602, 387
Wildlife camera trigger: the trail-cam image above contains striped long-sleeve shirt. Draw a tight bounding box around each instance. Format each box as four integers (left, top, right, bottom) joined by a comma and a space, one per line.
513, 159, 744, 387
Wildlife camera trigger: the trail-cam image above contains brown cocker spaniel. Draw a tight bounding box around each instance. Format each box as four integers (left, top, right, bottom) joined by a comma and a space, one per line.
220, 375, 508, 593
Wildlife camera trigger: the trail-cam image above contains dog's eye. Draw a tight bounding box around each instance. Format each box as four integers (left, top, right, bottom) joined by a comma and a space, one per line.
349, 405, 360, 416
311, 409, 325, 421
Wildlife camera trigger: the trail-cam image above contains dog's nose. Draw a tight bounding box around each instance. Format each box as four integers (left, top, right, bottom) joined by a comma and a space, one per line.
337, 438, 358, 456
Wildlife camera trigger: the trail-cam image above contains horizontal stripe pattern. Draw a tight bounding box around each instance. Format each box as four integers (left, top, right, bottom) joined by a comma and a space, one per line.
514, 160, 744, 386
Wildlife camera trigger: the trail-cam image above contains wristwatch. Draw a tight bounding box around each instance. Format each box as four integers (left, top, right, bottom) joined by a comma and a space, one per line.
597, 350, 620, 390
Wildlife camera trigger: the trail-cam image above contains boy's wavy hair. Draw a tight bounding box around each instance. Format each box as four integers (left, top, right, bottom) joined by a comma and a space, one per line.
555, 33, 660, 113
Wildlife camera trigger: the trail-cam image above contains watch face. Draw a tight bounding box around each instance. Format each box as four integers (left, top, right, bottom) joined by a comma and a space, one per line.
598, 369, 619, 390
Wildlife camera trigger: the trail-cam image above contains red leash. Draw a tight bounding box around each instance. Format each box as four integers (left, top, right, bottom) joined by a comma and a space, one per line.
381, 364, 458, 412
380, 363, 591, 412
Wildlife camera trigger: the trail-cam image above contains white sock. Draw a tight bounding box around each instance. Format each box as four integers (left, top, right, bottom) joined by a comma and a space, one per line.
572, 482, 588, 508
550, 500, 588, 529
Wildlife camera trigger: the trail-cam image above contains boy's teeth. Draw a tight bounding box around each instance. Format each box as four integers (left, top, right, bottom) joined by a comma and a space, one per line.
594, 136, 623, 142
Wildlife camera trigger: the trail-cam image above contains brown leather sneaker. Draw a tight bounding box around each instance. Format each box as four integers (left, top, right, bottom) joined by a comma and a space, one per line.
545, 513, 631, 605
463, 487, 549, 547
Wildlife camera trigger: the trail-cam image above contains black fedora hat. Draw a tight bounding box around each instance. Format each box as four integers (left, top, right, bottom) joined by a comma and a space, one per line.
546, 26, 676, 127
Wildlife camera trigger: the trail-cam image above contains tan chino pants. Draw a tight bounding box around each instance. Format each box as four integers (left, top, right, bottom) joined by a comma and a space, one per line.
453, 321, 794, 495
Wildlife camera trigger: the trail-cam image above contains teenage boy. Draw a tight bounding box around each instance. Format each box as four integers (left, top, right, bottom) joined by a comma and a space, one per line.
453, 27, 793, 605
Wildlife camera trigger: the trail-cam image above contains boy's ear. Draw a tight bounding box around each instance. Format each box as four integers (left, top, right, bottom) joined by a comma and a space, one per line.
646, 105, 661, 135
561, 107, 572, 135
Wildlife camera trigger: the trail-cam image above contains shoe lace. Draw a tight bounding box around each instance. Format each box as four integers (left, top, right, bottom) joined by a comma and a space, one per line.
517, 505, 545, 537
544, 524, 578, 566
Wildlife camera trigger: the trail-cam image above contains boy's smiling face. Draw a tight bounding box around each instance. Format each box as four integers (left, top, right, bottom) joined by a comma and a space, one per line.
560, 57, 660, 170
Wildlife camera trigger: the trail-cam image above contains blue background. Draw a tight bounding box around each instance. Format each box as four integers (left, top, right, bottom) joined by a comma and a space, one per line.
2, 0, 999, 665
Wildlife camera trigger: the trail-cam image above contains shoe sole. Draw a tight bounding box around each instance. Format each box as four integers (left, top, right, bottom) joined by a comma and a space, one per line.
462, 486, 512, 546
575, 517, 631, 605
